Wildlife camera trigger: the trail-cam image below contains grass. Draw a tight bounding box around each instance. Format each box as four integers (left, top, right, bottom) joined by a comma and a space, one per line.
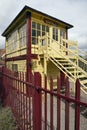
0, 103, 18, 130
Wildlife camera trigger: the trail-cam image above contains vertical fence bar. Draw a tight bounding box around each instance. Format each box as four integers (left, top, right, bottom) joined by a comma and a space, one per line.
65, 77, 69, 130
44, 76, 47, 130
50, 76, 53, 130
33, 72, 42, 130
75, 79, 80, 130
57, 76, 61, 130
20, 72, 22, 127
22, 72, 25, 130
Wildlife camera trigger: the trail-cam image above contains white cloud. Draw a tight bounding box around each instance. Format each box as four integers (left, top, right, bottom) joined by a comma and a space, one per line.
0, 0, 87, 51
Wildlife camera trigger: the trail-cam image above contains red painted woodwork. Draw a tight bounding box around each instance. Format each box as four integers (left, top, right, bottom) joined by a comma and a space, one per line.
0, 67, 87, 130
26, 12, 32, 83
5, 54, 38, 62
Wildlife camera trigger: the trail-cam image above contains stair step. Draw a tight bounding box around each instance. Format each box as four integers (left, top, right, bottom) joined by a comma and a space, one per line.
65, 66, 76, 69
81, 80, 87, 84
70, 71, 81, 74
62, 63, 72, 65
57, 59, 68, 62
78, 75, 86, 78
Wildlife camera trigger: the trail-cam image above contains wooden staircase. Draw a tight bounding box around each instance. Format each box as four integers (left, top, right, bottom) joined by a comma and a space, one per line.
38, 34, 87, 95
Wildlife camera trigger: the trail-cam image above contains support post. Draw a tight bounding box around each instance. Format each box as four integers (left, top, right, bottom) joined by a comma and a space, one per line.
66, 28, 68, 55
26, 12, 32, 95
26, 12, 32, 83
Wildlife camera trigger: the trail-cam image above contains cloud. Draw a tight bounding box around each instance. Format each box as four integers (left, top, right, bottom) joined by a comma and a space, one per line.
0, 0, 87, 51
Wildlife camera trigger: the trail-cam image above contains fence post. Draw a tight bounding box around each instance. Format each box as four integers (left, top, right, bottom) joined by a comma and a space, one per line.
65, 77, 69, 130
0, 67, 5, 104
50, 76, 53, 130
57, 76, 61, 130
33, 72, 42, 130
75, 79, 80, 130
60, 71, 65, 89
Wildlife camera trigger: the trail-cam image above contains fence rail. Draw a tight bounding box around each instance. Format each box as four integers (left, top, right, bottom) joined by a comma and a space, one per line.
0, 67, 87, 130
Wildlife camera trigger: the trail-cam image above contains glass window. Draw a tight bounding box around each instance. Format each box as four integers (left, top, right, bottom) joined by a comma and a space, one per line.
60, 30, 66, 38
32, 29, 36, 36
19, 24, 26, 47
12, 64, 18, 72
46, 26, 49, 32
52, 28, 58, 41
7, 30, 18, 53
42, 25, 45, 31
32, 21, 49, 45
37, 23, 40, 30
32, 22, 36, 28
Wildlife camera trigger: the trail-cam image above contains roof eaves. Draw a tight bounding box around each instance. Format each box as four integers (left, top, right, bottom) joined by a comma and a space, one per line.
2, 5, 73, 36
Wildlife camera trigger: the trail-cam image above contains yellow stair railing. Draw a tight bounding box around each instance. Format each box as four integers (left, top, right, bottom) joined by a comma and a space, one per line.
38, 33, 87, 95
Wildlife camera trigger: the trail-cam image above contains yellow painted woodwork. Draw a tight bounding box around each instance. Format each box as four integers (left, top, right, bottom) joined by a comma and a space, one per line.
4, 7, 87, 94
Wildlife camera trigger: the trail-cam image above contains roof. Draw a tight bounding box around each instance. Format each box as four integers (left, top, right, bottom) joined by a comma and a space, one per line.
2, 5, 73, 36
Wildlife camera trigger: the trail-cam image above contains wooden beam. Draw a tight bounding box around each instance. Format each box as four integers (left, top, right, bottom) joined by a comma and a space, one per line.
5, 54, 38, 62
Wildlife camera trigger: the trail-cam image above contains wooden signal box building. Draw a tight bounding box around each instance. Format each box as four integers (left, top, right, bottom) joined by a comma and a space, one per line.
2, 6, 87, 91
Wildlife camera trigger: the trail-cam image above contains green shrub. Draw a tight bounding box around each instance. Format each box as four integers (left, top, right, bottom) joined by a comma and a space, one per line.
0, 107, 18, 130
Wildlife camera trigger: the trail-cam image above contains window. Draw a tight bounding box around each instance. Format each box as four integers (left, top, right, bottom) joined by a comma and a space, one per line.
60, 30, 66, 39
32, 22, 41, 45
52, 28, 58, 41
19, 24, 26, 47
32, 21, 49, 45
42, 25, 49, 36
7, 30, 17, 53
12, 64, 18, 72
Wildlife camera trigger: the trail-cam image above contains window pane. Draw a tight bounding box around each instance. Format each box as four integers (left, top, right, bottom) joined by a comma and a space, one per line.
32, 29, 36, 36
12, 64, 18, 72
53, 28, 58, 41
37, 23, 40, 30
53, 28, 55, 34
53, 35, 55, 40
42, 25, 45, 31
42, 32, 45, 36
46, 26, 49, 32
32, 37, 37, 44
60, 30, 65, 38
56, 29, 58, 35
56, 36, 58, 41
37, 31, 40, 36
32, 22, 36, 28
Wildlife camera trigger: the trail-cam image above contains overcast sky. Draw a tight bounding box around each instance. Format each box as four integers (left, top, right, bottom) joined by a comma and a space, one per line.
0, 0, 87, 51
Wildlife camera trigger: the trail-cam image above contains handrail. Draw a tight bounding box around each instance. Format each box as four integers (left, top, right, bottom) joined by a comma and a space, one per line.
49, 42, 87, 77
62, 39, 87, 72
38, 34, 87, 94
38, 34, 87, 75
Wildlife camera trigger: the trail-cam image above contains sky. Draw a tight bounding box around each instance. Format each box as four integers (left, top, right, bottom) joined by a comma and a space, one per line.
0, 0, 87, 51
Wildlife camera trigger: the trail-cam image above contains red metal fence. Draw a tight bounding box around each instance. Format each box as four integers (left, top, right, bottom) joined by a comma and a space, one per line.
0, 67, 87, 130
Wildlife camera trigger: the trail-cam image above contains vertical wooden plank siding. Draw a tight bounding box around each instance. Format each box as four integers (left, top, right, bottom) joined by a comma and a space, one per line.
75, 79, 80, 130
